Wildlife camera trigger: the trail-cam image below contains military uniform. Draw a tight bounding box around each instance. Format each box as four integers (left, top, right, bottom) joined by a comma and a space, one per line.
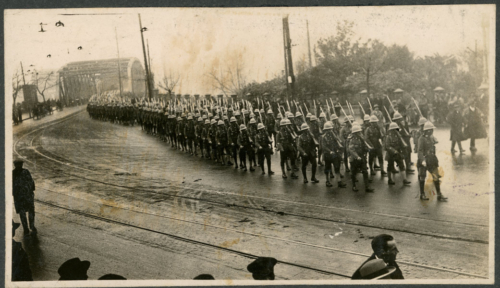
365, 123, 386, 176
340, 123, 352, 172
228, 122, 240, 168
321, 129, 345, 187
276, 125, 298, 179
256, 128, 274, 174
297, 130, 318, 183
417, 129, 446, 200
237, 128, 254, 171
348, 133, 373, 192
385, 128, 411, 185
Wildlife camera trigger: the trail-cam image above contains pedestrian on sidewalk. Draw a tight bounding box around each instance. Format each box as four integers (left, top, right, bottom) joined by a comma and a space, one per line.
446, 103, 466, 154
12, 159, 37, 237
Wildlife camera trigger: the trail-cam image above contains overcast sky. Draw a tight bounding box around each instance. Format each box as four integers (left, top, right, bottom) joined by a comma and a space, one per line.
5, 5, 495, 95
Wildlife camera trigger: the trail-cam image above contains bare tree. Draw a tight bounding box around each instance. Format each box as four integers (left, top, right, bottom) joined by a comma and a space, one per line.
208, 50, 247, 96
12, 71, 23, 105
36, 71, 57, 103
158, 70, 180, 95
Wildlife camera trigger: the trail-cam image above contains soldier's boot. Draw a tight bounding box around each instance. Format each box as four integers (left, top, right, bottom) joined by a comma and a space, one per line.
419, 180, 429, 200
363, 173, 374, 192
336, 173, 346, 188
435, 181, 448, 201
311, 165, 319, 183
388, 173, 395, 185
281, 164, 287, 179
351, 173, 358, 191
249, 164, 255, 172
302, 168, 308, 184
267, 158, 274, 175
325, 170, 333, 187
458, 141, 465, 154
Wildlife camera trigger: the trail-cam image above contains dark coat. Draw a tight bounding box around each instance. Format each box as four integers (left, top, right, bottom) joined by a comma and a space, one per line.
446, 111, 466, 141
463, 107, 487, 140
351, 254, 404, 280
12, 169, 35, 213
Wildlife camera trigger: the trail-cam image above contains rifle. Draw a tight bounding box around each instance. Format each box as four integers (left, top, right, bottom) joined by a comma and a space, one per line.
358, 102, 366, 116
326, 100, 331, 119
411, 97, 423, 117
367, 97, 373, 112
313, 100, 317, 117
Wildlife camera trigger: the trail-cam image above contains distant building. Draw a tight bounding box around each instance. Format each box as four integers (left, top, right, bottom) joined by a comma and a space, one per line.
58, 57, 146, 105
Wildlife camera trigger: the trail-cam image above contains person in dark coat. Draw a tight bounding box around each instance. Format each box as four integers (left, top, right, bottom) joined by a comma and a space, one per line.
247, 257, 278, 280
12, 160, 36, 237
351, 234, 404, 280
446, 103, 466, 154
58, 258, 91, 280
463, 100, 487, 152
12, 221, 33, 281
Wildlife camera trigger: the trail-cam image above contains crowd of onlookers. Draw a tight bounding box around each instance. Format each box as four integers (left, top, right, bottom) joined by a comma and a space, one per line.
12, 98, 88, 125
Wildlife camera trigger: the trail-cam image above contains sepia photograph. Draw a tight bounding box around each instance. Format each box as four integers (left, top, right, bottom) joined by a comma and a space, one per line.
4, 4, 496, 286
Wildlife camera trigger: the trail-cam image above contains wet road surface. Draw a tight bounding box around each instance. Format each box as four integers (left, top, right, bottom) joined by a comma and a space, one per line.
12, 107, 492, 281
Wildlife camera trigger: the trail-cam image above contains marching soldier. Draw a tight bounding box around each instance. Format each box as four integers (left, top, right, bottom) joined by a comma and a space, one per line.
216, 120, 231, 166
185, 115, 196, 155
247, 118, 258, 169
237, 124, 253, 172
210, 119, 219, 162
340, 116, 354, 173
203, 119, 212, 159
348, 123, 374, 192
195, 117, 204, 157
321, 121, 346, 188
385, 122, 411, 186
297, 123, 319, 184
256, 123, 274, 175
418, 121, 448, 201
266, 109, 277, 148
393, 112, 414, 173
276, 118, 298, 179
412, 117, 427, 153
365, 115, 387, 178
228, 116, 240, 169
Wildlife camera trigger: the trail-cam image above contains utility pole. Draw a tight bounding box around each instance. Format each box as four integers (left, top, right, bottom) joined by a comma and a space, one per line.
20, 62, 26, 85
138, 14, 152, 100
115, 27, 123, 100
282, 17, 291, 100
283, 16, 296, 99
306, 20, 312, 68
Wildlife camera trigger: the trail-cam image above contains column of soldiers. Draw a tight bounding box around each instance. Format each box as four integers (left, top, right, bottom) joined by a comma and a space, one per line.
86, 94, 447, 202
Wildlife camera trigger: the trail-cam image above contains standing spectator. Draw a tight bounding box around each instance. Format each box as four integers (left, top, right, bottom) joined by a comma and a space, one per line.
463, 99, 487, 152
12, 160, 36, 237
351, 234, 404, 280
17, 103, 23, 123
419, 95, 429, 120
446, 103, 466, 154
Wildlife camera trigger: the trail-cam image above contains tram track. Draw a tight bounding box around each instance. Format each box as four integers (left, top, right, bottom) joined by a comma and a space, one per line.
34, 195, 488, 279
14, 113, 489, 245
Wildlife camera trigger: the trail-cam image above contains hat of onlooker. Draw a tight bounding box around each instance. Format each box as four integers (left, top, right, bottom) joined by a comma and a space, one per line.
193, 274, 215, 280
58, 258, 91, 280
98, 274, 126, 280
247, 257, 278, 280
359, 259, 396, 280
12, 221, 20, 237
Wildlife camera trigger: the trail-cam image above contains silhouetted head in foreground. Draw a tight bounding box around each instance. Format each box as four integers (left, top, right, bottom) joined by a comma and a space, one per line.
371, 234, 399, 263
98, 274, 127, 280
247, 257, 277, 280
193, 274, 215, 280
58, 258, 91, 280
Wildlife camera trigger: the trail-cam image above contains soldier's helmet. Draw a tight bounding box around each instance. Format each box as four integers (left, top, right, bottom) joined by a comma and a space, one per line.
310, 115, 318, 122
240, 124, 247, 131
210, 119, 217, 125
364, 114, 371, 121
343, 116, 350, 123
276, 113, 282, 119
287, 112, 294, 119
284, 118, 292, 125
198, 117, 203, 122
205, 119, 210, 124
208, 113, 213, 118
374, 104, 379, 109
230, 116, 237, 123
267, 109, 273, 114
393, 112, 403, 120
306, 112, 312, 119
347, 115, 355, 122
370, 115, 379, 123
295, 111, 302, 117
177, 117, 182, 121
188, 113, 193, 117
254, 109, 259, 113
240, 109, 246, 114
164, 112, 169, 116
388, 122, 399, 131
260, 109, 265, 114
257, 123, 265, 130
202, 115, 207, 119
214, 115, 219, 121
301, 123, 309, 131
323, 121, 333, 130
195, 113, 200, 118
228, 107, 233, 112
351, 123, 362, 133
249, 118, 257, 124
218, 120, 224, 126
423, 121, 435, 131
418, 117, 428, 126
280, 119, 288, 126
330, 113, 339, 120
244, 109, 250, 115
188, 115, 193, 120
223, 116, 228, 121
234, 110, 241, 116
319, 112, 326, 118
249, 113, 255, 118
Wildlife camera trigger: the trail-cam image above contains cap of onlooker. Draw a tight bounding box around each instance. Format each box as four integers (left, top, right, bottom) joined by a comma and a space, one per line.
247, 257, 278, 280
98, 274, 127, 280
193, 274, 215, 280
58, 258, 91, 280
